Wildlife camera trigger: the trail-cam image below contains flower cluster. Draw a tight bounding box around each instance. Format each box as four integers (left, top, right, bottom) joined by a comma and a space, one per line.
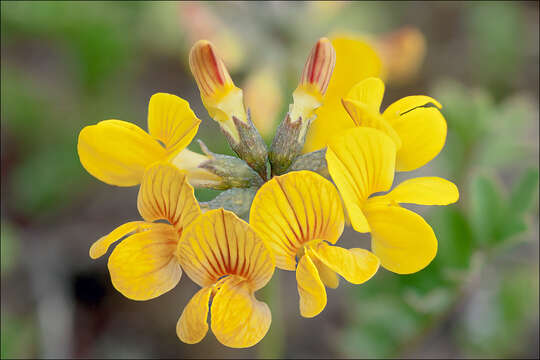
77, 37, 458, 348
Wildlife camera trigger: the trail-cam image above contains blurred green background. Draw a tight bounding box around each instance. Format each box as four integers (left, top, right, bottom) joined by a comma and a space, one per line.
1, 1, 538, 358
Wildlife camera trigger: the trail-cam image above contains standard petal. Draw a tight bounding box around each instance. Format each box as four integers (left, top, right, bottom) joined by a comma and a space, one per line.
296, 252, 327, 318
89, 221, 150, 259
326, 127, 396, 232
147, 93, 201, 158
210, 276, 271, 348
176, 286, 212, 344
177, 209, 274, 291
345, 77, 385, 112
250, 171, 345, 270
365, 205, 437, 274
304, 36, 383, 152
137, 162, 201, 233
382, 96, 446, 171
380, 177, 459, 205
341, 98, 402, 148
310, 243, 379, 285
78, 120, 166, 186
107, 223, 181, 300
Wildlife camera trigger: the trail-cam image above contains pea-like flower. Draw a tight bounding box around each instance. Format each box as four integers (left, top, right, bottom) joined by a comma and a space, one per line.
77, 93, 221, 187
89, 162, 201, 300
176, 209, 275, 348
326, 127, 459, 274
341, 77, 446, 171
250, 170, 380, 318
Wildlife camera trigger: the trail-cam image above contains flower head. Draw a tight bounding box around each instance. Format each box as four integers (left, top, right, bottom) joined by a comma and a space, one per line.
176, 209, 274, 348
326, 127, 459, 274
250, 170, 379, 317
77, 93, 220, 187
89, 163, 201, 300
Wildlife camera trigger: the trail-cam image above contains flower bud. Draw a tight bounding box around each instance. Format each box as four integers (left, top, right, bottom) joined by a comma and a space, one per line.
189, 40, 247, 142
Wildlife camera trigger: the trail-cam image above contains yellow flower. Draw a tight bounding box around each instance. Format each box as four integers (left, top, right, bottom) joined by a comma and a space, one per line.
78, 92, 221, 187
304, 35, 383, 152
176, 209, 275, 348
250, 170, 380, 318
326, 127, 459, 274
341, 77, 446, 171
88, 162, 201, 300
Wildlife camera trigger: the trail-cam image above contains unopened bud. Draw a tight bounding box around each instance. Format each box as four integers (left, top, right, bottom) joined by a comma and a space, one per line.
189, 40, 247, 142
270, 38, 335, 175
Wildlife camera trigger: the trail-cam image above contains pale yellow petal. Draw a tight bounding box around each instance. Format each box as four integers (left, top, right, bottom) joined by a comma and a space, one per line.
177, 209, 274, 291
310, 244, 379, 285
89, 221, 150, 259
78, 120, 166, 186
210, 276, 271, 348
365, 205, 437, 274
137, 162, 201, 233
312, 256, 339, 289
176, 286, 212, 344
345, 77, 385, 112
326, 127, 396, 232
380, 177, 459, 205
382, 96, 446, 171
250, 171, 345, 270
107, 223, 181, 300
147, 93, 201, 158
296, 252, 327, 318
304, 36, 383, 152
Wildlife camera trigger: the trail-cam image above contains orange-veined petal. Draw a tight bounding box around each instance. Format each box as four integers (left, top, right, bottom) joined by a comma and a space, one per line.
176, 286, 213, 344
147, 93, 201, 158
365, 204, 437, 274
296, 251, 326, 318
250, 171, 345, 270
382, 96, 446, 171
107, 223, 181, 300
78, 120, 166, 186
177, 209, 274, 291
210, 276, 271, 348
311, 242, 379, 284
137, 162, 201, 233
326, 127, 396, 233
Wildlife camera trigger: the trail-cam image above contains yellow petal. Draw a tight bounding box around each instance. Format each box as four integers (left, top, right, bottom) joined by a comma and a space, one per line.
312, 256, 339, 289
380, 177, 459, 205
311, 243, 379, 285
326, 127, 396, 232
341, 98, 402, 149
137, 162, 201, 233
345, 77, 385, 112
171, 149, 222, 188
382, 96, 446, 171
365, 205, 437, 274
296, 252, 327, 318
304, 36, 383, 152
147, 93, 201, 158
107, 223, 181, 300
89, 221, 151, 259
176, 286, 212, 344
78, 120, 166, 186
250, 171, 345, 270
210, 276, 271, 348
177, 209, 274, 291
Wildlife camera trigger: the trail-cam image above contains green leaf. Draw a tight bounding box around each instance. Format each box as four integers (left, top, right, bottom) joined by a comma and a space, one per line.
507, 168, 539, 216
469, 175, 504, 245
